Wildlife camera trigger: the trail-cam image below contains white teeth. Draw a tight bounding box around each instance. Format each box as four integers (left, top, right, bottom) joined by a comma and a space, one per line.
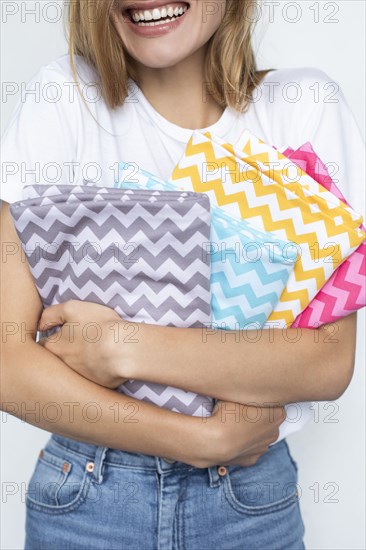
129, 4, 188, 25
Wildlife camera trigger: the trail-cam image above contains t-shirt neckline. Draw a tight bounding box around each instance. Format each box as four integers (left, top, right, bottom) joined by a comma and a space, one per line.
128, 78, 239, 143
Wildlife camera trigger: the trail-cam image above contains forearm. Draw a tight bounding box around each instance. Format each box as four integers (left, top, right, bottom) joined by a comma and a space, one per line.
1, 341, 204, 464
126, 315, 357, 405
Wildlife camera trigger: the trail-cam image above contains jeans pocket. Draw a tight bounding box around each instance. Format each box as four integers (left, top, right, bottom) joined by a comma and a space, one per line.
222, 440, 300, 516
26, 442, 92, 515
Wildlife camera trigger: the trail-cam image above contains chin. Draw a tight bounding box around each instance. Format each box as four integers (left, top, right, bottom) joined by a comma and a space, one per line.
132, 50, 192, 69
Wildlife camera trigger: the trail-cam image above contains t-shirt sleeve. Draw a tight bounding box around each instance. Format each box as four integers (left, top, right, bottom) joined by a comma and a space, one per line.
1, 66, 79, 204
292, 67, 365, 220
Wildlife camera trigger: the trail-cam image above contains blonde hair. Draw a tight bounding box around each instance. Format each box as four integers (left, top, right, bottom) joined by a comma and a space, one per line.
64, 0, 271, 113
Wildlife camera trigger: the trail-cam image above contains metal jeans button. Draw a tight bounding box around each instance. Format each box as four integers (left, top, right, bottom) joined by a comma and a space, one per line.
162, 457, 176, 463
86, 461, 94, 472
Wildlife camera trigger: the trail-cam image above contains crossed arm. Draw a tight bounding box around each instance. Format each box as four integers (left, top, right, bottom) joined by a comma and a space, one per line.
118, 312, 357, 406
37, 298, 357, 407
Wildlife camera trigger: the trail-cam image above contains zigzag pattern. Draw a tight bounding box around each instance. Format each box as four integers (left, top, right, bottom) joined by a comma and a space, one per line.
170, 131, 366, 327
9, 185, 213, 418
121, 382, 215, 416
118, 162, 298, 329
235, 130, 362, 217
283, 143, 366, 327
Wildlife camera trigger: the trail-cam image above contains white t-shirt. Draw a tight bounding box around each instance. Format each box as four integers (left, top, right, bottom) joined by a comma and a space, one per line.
1, 53, 365, 210
1, 53, 365, 440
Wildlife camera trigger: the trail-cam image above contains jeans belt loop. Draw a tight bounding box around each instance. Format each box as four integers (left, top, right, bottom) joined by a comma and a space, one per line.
208, 465, 222, 488
92, 445, 109, 484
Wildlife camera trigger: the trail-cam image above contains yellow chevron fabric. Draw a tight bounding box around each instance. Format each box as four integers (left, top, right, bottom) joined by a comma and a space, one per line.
170, 131, 366, 327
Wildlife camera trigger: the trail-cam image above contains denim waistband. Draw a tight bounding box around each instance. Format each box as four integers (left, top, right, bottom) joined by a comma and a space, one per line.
50, 432, 227, 488
50, 432, 189, 468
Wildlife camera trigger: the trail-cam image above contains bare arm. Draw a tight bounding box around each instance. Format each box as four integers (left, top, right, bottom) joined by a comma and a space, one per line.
0, 201, 203, 464
121, 303, 357, 406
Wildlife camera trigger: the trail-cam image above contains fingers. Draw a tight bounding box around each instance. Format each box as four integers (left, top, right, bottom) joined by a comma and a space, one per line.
38, 303, 69, 331
38, 327, 61, 353
233, 454, 263, 467
265, 405, 286, 425
277, 406, 287, 424
227, 445, 271, 467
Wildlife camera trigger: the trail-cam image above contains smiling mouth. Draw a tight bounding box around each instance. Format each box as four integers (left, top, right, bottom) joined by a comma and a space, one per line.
124, 2, 190, 26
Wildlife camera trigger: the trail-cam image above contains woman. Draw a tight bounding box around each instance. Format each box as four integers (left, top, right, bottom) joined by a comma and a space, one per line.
1, 1, 362, 548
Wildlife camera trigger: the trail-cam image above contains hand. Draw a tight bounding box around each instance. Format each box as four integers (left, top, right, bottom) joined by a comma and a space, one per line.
38, 300, 139, 389
197, 399, 286, 468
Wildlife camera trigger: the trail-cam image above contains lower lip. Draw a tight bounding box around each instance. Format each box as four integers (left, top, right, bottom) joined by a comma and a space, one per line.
123, 10, 189, 37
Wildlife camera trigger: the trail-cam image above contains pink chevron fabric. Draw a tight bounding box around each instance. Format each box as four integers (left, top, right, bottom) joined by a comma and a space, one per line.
282, 142, 366, 326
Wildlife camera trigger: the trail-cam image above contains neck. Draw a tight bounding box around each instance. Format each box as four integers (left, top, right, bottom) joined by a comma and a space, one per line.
133, 47, 225, 129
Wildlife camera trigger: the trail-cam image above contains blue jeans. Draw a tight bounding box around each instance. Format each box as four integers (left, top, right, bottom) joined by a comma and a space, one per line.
24, 433, 305, 549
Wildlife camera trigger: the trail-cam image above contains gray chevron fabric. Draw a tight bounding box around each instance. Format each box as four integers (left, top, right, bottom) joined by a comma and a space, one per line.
10, 184, 214, 418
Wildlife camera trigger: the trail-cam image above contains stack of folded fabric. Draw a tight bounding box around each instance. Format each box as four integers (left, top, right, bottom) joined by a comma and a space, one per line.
168, 130, 366, 328
234, 131, 366, 327
115, 129, 366, 440
280, 142, 366, 327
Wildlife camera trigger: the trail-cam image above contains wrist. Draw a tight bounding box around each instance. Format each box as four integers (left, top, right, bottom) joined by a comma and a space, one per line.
119, 322, 171, 381
112, 319, 150, 380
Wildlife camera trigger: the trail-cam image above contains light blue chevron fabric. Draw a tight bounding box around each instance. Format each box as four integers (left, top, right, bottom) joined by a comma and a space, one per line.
116, 162, 298, 329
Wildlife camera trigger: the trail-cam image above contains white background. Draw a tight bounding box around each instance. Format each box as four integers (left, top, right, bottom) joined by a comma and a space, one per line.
1, 1, 365, 548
